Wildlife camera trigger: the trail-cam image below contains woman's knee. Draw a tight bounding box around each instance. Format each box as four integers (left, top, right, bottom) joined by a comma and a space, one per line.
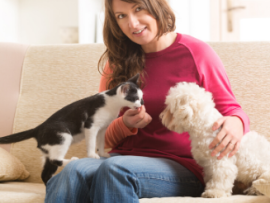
60, 158, 102, 179
98, 156, 132, 173
92, 156, 139, 192
96, 156, 138, 187
61, 159, 82, 174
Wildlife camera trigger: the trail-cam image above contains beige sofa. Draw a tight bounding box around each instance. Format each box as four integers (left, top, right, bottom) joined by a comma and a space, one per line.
1, 41, 270, 203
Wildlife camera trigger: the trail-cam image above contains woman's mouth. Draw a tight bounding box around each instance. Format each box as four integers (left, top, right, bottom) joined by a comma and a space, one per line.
133, 27, 146, 35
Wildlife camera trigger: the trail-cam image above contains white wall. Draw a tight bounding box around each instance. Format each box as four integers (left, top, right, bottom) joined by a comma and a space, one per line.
0, 0, 210, 44
170, 0, 210, 41
79, 0, 211, 43
0, 0, 19, 43
79, 0, 103, 43
19, 0, 78, 44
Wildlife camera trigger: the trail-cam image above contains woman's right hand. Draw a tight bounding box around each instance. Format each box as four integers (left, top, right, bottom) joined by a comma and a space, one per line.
122, 105, 152, 129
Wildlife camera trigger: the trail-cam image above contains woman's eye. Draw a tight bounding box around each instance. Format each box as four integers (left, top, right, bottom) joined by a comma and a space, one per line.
136, 6, 142, 12
118, 14, 124, 19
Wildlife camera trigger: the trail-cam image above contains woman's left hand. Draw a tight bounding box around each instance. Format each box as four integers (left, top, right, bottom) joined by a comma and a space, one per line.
209, 116, 244, 160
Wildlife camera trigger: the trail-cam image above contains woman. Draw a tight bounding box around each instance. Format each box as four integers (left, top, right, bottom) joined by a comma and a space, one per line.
45, 0, 249, 202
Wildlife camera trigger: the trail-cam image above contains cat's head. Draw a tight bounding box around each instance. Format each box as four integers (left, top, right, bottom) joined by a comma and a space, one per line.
117, 74, 144, 109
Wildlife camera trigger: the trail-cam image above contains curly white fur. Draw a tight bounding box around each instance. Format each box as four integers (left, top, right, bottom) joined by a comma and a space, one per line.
160, 82, 270, 198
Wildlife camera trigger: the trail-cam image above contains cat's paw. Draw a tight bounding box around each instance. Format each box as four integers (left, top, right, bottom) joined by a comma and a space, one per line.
71, 157, 79, 161
202, 189, 231, 198
99, 152, 110, 158
88, 153, 100, 159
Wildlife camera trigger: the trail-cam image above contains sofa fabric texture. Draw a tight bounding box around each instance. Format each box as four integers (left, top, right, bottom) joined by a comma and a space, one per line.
0, 42, 270, 202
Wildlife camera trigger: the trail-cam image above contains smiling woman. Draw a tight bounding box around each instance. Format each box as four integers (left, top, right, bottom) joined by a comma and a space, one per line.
99, 0, 176, 89
112, 0, 172, 52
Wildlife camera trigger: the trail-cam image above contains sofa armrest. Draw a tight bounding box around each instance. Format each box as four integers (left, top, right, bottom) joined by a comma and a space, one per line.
0, 43, 29, 152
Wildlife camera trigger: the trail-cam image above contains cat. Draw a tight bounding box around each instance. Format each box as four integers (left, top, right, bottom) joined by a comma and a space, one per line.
0, 74, 144, 185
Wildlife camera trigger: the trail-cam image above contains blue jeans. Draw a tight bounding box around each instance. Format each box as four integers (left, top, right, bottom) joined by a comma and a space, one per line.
45, 154, 204, 203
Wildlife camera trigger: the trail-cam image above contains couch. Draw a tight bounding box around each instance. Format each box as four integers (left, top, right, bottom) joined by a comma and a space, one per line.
1, 41, 270, 203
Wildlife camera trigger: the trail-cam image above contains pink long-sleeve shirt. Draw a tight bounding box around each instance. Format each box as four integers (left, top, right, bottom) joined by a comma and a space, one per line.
99, 33, 250, 184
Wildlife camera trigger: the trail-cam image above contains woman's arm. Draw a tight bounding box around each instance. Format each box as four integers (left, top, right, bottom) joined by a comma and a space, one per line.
210, 116, 243, 159
99, 62, 138, 149
99, 62, 152, 149
193, 41, 250, 159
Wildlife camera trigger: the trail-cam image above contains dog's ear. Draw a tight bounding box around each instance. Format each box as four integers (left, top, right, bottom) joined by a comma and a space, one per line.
175, 104, 194, 122
160, 106, 175, 131
160, 105, 187, 134
174, 124, 186, 134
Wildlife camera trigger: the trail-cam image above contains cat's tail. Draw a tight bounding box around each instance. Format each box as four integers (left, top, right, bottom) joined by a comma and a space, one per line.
0, 129, 35, 144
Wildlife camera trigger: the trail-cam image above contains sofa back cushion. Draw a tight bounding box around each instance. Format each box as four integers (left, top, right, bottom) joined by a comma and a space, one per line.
209, 42, 270, 137
10, 42, 270, 183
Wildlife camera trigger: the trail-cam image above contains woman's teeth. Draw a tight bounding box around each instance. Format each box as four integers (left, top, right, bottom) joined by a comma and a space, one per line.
134, 28, 145, 34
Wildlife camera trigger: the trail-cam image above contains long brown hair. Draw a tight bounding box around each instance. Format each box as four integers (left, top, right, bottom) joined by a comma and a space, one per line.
98, 0, 176, 89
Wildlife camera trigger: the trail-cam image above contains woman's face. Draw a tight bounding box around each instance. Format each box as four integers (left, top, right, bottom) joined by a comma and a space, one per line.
112, 0, 158, 47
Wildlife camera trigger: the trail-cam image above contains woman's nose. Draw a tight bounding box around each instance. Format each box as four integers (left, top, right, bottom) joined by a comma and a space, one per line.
128, 15, 139, 29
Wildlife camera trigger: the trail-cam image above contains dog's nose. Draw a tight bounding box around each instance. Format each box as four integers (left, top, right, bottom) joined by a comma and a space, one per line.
141, 99, 144, 105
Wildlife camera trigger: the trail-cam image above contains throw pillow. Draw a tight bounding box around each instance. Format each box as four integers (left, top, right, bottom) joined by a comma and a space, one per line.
0, 147, 30, 181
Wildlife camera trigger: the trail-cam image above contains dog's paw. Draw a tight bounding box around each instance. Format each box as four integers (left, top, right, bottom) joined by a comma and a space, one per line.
202, 189, 231, 198
98, 152, 110, 158
88, 153, 100, 159
244, 186, 263, 196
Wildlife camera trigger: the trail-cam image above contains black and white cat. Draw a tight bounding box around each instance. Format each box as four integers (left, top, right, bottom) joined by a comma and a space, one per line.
0, 74, 143, 184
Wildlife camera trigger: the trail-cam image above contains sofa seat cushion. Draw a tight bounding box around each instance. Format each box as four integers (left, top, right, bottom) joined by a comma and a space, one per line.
0, 182, 269, 203
140, 195, 270, 203
0, 182, 45, 203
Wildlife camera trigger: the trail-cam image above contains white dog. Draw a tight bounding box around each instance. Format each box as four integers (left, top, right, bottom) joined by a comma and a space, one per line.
160, 82, 270, 198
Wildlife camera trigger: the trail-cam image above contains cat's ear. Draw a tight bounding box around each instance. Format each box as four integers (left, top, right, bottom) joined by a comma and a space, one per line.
121, 84, 130, 95
127, 73, 140, 85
